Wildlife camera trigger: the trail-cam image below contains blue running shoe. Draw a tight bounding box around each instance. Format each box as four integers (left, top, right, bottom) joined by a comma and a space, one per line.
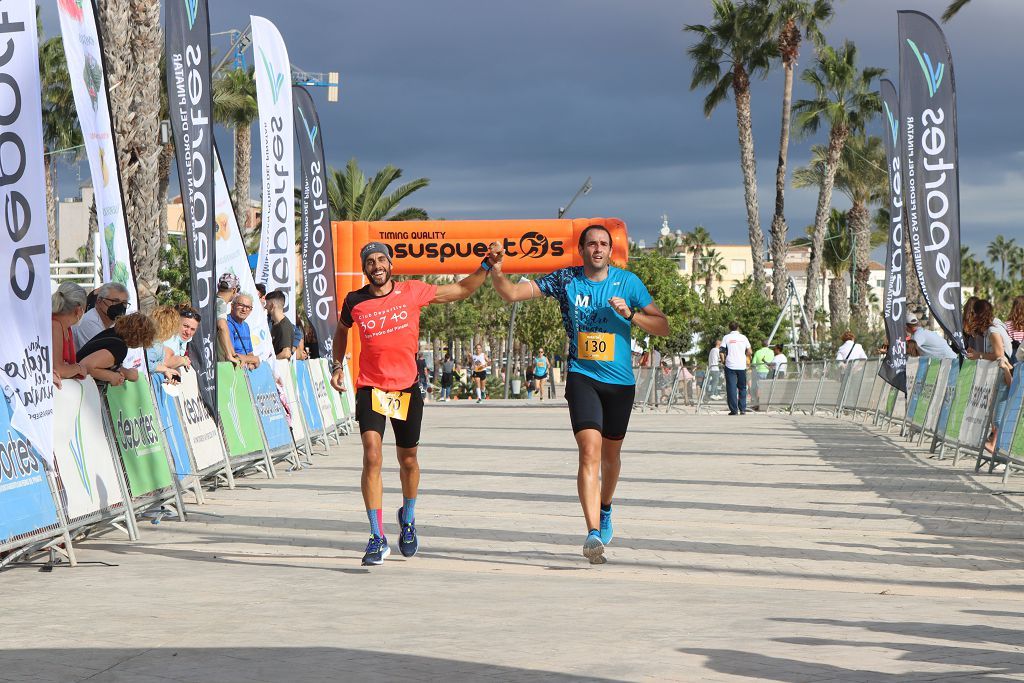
396, 507, 419, 558
582, 530, 606, 564
361, 535, 390, 566
599, 506, 614, 545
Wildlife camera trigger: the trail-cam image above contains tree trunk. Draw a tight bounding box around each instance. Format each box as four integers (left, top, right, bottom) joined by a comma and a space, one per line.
828, 272, 850, 330
45, 154, 58, 259
803, 127, 848, 340
86, 196, 97, 270
97, 0, 162, 312
849, 200, 872, 324
770, 60, 795, 306
233, 123, 252, 230
158, 141, 174, 248
732, 68, 765, 288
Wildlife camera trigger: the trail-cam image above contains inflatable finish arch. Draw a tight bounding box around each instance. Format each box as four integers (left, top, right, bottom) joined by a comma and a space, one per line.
331, 218, 629, 382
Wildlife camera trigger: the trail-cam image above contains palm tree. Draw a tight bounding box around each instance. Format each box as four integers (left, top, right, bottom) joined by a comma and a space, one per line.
39, 35, 82, 259
327, 158, 429, 221
702, 248, 726, 304
768, 0, 832, 307
792, 40, 883, 334
987, 235, 1015, 281
685, 0, 776, 288
821, 209, 852, 328
793, 133, 886, 324
942, 0, 971, 22
213, 67, 259, 232
683, 225, 714, 287
97, 0, 162, 311
1008, 245, 1024, 282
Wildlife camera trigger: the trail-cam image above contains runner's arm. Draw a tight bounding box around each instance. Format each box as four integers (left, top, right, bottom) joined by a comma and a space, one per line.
330, 320, 351, 392
608, 298, 669, 337
432, 265, 490, 304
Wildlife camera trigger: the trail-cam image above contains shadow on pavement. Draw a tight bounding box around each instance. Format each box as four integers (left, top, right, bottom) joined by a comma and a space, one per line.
0, 647, 622, 683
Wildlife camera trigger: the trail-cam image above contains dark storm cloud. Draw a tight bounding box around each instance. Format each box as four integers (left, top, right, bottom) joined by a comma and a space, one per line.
41, 0, 1024, 252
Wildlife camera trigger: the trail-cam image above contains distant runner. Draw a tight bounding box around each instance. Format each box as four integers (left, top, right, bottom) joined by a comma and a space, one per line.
489, 224, 668, 563
329, 242, 498, 566
470, 344, 489, 403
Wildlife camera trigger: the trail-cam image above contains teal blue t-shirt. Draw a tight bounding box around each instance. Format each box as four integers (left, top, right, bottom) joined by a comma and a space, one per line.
536, 266, 652, 386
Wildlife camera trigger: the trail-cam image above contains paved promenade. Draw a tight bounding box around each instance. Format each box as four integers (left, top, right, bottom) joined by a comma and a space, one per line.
4, 402, 1024, 682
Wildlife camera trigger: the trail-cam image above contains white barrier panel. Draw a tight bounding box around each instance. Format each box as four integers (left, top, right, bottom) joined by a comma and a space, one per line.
279, 363, 307, 443
308, 360, 336, 428
175, 368, 228, 472
343, 360, 356, 414
923, 360, 953, 435
960, 360, 1001, 448
317, 359, 347, 423
52, 379, 125, 519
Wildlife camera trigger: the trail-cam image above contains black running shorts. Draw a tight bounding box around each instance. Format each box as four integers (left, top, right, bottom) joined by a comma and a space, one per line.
355, 385, 425, 449
564, 372, 635, 440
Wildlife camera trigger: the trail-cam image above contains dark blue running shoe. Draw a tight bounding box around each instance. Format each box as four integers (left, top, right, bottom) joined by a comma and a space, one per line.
397, 507, 419, 557
361, 535, 390, 566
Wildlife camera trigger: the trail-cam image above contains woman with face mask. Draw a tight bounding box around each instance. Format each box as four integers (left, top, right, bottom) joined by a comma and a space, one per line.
51, 282, 89, 385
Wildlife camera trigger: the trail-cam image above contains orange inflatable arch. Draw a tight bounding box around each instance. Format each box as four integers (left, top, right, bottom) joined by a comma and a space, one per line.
332, 218, 629, 382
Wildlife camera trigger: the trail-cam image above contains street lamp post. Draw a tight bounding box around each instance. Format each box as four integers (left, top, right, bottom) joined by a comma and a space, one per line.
502, 177, 592, 399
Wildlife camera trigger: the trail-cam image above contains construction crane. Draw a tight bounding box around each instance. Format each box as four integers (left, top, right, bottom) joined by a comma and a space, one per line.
212, 27, 340, 102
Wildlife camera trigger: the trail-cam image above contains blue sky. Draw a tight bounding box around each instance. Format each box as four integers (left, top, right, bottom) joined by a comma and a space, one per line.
41, 0, 1023, 260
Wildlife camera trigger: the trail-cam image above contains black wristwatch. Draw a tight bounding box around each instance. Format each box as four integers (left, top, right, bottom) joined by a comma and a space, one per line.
626, 308, 636, 321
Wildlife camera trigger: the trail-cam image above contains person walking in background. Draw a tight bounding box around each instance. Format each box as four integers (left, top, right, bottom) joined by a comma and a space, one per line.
416, 352, 430, 399
439, 353, 455, 401
51, 282, 88, 385
836, 331, 868, 364
751, 339, 773, 411
678, 360, 695, 405
721, 322, 751, 416
534, 348, 549, 401
906, 315, 957, 360
707, 339, 723, 399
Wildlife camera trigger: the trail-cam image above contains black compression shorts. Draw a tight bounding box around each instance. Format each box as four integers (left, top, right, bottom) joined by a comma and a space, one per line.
355, 385, 424, 449
565, 372, 635, 440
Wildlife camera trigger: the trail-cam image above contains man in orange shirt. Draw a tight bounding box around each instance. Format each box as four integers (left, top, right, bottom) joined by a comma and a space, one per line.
329, 242, 499, 566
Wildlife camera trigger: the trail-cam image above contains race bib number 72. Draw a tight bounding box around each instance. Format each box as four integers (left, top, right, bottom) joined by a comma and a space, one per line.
578, 332, 615, 362
371, 388, 411, 420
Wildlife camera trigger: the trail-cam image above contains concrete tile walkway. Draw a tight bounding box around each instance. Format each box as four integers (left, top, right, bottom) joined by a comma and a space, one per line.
3, 402, 1024, 682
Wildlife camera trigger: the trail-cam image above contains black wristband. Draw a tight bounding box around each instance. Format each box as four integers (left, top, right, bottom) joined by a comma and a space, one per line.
626, 308, 636, 321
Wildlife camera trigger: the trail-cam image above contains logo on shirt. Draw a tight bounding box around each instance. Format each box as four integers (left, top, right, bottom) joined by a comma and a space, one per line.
575, 294, 591, 308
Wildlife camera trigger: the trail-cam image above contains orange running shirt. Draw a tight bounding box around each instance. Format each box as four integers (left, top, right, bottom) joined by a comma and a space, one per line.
340, 279, 437, 391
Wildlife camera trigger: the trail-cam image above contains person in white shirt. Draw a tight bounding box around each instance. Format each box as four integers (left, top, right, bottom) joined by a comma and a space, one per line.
906, 315, 957, 359
720, 321, 752, 415
72, 281, 130, 350
771, 344, 788, 378
835, 330, 868, 363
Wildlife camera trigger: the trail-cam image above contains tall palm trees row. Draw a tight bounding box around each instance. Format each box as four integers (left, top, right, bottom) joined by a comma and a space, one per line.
685, 1, 886, 333
962, 237, 1024, 312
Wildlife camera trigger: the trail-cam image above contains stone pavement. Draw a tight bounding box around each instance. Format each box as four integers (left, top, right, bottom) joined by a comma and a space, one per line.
3, 402, 1024, 682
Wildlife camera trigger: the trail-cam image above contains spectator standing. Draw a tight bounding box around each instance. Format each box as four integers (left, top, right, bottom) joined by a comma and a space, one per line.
77, 313, 156, 386
906, 316, 957, 359
963, 297, 983, 354
72, 281, 129, 349
145, 306, 184, 382
416, 352, 430, 398
222, 294, 261, 369
835, 331, 868, 363
266, 290, 295, 360
678, 360, 696, 405
51, 282, 88, 383
439, 353, 455, 401
965, 299, 1012, 454
771, 345, 788, 378
1004, 295, 1024, 362
293, 322, 308, 360
721, 322, 752, 415
707, 339, 723, 399
216, 273, 241, 365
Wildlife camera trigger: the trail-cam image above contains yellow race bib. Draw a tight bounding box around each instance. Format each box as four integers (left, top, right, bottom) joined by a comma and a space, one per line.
578, 332, 615, 362
371, 388, 411, 420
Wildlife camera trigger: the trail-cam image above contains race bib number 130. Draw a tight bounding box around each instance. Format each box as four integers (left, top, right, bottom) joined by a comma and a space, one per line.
578, 332, 615, 362
371, 389, 411, 420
